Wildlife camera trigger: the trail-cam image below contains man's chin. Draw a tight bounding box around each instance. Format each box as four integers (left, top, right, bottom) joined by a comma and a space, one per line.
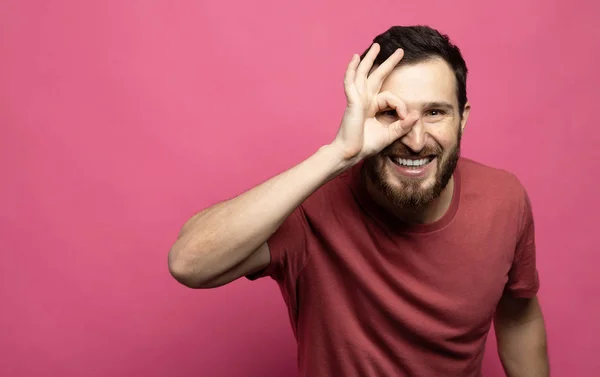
366, 167, 436, 209
382, 181, 438, 209
364, 154, 449, 210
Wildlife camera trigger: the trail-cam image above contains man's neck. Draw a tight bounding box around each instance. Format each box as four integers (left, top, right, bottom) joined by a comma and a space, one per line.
367, 176, 455, 225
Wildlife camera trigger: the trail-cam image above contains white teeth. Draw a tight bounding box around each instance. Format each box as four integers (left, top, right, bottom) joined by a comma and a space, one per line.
394, 157, 431, 167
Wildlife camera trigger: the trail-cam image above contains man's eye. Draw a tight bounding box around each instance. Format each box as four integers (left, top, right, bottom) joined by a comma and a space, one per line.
426, 109, 444, 117
379, 110, 397, 117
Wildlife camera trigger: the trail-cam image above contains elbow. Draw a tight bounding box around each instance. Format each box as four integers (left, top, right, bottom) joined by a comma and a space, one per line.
168, 245, 209, 289
168, 263, 203, 289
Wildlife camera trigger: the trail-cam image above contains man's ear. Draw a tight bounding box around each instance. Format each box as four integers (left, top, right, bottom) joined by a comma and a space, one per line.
460, 102, 471, 132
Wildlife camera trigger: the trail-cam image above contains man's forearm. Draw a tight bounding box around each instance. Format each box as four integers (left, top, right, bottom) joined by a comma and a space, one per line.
497, 322, 549, 377
495, 296, 549, 377
169, 143, 353, 286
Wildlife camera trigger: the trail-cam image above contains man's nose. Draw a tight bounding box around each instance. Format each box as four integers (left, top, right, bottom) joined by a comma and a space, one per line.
401, 118, 427, 153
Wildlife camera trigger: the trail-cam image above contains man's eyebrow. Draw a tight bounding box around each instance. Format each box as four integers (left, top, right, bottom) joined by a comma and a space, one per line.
422, 101, 454, 110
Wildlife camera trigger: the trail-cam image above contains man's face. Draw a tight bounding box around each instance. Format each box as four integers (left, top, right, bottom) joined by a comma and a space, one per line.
364, 58, 470, 209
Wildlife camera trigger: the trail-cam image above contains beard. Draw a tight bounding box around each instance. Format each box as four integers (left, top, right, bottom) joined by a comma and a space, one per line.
363, 131, 461, 210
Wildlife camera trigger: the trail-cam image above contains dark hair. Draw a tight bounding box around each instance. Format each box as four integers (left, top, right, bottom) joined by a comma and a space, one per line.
361, 25, 468, 113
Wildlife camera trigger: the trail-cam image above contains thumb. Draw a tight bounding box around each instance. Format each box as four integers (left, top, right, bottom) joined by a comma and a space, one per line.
390, 112, 420, 139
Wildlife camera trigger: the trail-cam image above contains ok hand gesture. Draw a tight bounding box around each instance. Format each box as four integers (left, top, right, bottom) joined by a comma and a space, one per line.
333, 43, 420, 161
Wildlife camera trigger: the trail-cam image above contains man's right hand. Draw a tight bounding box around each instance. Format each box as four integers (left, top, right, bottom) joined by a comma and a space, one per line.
169, 43, 421, 289
332, 43, 420, 163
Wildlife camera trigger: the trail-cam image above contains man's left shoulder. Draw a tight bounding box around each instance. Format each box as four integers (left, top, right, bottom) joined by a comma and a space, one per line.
458, 157, 527, 201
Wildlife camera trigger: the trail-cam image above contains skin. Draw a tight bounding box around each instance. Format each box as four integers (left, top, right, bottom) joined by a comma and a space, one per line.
168, 43, 415, 289
495, 296, 549, 377
363, 57, 469, 223
168, 43, 549, 375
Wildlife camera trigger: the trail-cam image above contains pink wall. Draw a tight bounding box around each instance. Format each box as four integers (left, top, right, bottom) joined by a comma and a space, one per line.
1, 0, 598, 376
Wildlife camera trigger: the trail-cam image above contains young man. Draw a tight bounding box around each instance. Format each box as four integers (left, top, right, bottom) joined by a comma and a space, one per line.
168, 26, 549, 377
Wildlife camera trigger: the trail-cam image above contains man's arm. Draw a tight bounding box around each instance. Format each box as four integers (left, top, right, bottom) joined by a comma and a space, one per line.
168, 144, 350, 288
494, 294, 549, 377
168, 44, 414, 288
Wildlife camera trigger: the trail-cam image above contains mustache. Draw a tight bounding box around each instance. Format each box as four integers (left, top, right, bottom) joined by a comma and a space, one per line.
382, 142, 442, 158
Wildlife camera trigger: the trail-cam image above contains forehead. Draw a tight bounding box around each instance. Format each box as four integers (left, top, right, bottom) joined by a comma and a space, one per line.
380, 58, 458, 107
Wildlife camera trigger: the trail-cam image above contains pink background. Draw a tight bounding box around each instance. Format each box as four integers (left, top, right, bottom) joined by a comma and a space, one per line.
1, 0, 598, 376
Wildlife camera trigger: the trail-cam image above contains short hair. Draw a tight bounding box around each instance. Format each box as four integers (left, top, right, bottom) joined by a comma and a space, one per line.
361, 25, 468, 112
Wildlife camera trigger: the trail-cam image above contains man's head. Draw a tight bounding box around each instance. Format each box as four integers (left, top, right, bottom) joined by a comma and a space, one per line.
361, 25, 470, 210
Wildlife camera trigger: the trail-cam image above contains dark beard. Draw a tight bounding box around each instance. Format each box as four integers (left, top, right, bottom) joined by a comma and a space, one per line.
364, 132, 461, 210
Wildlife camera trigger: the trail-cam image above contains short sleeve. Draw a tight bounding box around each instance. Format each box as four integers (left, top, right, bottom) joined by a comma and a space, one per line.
505, 189, 540, 298
246, 205, 310, 282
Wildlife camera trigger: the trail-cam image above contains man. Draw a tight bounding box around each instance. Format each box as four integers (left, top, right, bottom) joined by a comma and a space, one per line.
168, 25, 549, 377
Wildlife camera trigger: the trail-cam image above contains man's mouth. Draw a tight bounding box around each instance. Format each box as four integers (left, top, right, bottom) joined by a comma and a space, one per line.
389, 156, 435, 168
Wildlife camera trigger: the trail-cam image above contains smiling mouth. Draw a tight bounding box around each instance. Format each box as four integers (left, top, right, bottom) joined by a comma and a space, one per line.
389, 156, 435, 168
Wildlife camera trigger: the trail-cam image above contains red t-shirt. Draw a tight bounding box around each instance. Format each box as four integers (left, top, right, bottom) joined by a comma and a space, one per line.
249, 157, 539, 377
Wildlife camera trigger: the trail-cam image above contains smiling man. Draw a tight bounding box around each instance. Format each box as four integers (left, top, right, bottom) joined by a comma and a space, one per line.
168, 26, 549, 377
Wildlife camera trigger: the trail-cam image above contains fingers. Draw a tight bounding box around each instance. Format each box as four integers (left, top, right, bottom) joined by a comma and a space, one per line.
390, 112, 420, 139
368, 48, 404, 84
343, 54, 360, 100
344, 54, 359, 86
376, 91, 408, 119
355, 43, 380, 82
401, 112, 420, 128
